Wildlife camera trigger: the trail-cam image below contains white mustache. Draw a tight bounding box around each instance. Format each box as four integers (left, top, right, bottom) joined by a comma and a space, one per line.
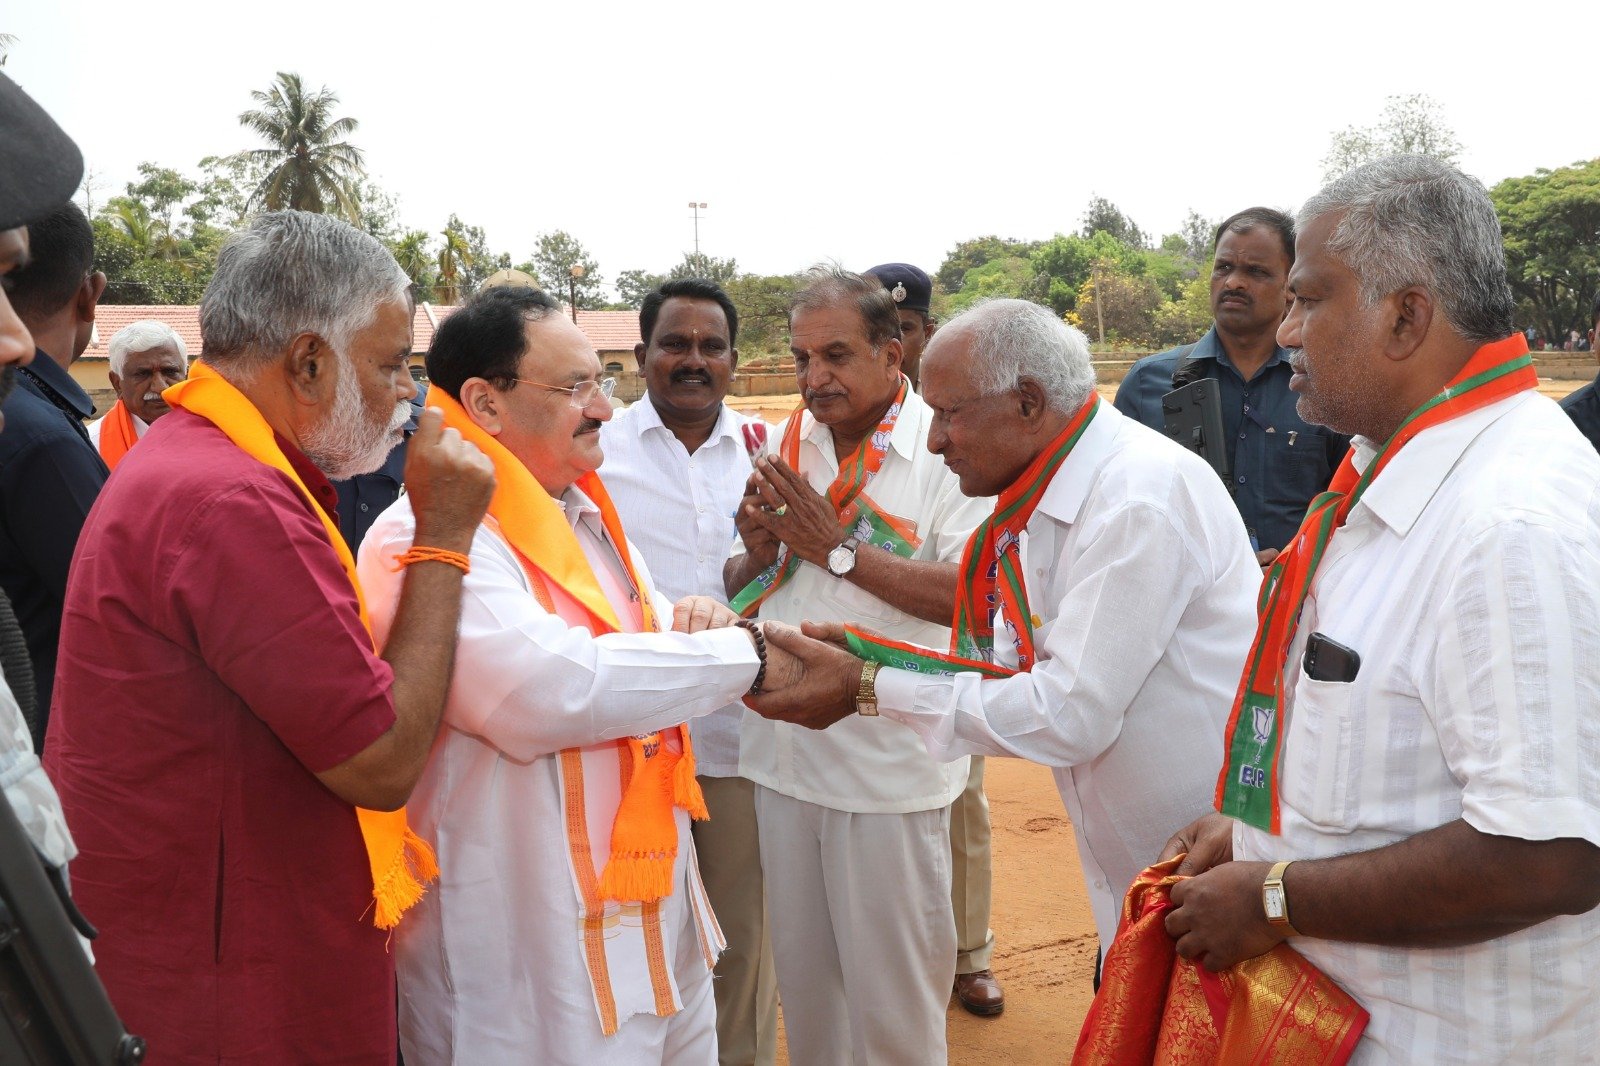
142, 392, 164, 403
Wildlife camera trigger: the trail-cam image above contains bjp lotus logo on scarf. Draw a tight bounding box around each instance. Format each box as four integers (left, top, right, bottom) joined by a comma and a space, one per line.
1252, 705, 1274, 746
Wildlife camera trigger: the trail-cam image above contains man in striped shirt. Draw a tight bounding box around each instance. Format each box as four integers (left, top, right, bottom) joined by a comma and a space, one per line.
1162, 156, 1600, 1064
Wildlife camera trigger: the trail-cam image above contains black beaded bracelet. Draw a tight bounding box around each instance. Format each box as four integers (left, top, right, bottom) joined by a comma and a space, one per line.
735, 619, 768, 695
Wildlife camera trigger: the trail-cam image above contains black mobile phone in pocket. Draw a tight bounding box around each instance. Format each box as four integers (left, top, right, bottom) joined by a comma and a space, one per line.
1304, 632, 1361, 683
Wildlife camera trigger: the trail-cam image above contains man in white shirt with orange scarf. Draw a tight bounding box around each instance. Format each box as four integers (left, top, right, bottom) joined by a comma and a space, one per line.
359, 285, 791, 1064
722, 267, 990, 1066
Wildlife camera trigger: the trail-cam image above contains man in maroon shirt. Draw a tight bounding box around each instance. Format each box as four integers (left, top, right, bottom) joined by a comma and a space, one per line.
45, 211, 494, 1063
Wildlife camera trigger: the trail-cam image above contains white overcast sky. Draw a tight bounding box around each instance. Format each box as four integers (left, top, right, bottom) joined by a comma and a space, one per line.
9, 0, 1599, 294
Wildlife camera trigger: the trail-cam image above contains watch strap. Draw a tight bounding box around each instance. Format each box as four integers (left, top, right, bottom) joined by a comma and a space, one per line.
855, 660, 881, 716
1263, 859, 1300, 937
828, 535, 860, 576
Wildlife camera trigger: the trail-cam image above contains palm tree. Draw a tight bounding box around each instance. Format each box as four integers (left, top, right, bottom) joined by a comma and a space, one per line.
236, 72, 364, 223
104, 199, 185, 263
391, 230, 433, 284
436, 229, 473, 305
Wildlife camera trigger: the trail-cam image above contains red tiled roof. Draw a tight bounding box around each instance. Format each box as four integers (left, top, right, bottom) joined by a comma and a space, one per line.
83, 303, 641, 360
84, 305, 203, 360
415, 305, 640, 353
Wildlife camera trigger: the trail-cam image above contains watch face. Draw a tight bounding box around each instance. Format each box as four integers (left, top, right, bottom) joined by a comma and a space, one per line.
828, 544, 855, 575
1264, 886, 1285, 920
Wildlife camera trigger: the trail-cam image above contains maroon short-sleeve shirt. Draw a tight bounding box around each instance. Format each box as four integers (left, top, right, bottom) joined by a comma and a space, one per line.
45, 410, 399, 1064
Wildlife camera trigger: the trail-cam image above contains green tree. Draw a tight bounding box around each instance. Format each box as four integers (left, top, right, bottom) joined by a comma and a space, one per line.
94, 218, 211, 305
1151, 276, 1214, 348
669, 252, 740, 285
615, 253, 742, 309
1177, 209, 1216, 263
188, 154, 265, 229
436, 214, 507, 296
946, 257, 1038, 314
1030, 231, 1141, 315
125, 164, 196, 230
1080, 195, 1146, 248
102, 197, 184, 261
1138, 246, 1195, 301
1071, 259, 1162, 348
389, 229, 437, 301
723, 274, 799, 356
935, 235, 1036, 294
1492, 159, 1600, 341
436, 227, 473, 305
354, 179, 403, 245
1322, 94, 1463, 182
616, 269, 664, 309
236, 71, 365, 222
522, 230, 604, 308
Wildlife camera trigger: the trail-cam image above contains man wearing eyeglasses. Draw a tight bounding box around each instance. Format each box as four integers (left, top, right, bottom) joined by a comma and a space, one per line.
357, 284, 806, 1063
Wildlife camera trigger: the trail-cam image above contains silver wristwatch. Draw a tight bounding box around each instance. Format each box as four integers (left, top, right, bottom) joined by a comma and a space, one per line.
826, 536, 860, 577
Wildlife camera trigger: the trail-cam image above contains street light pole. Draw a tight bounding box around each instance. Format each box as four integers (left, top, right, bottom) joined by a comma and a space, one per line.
568, 263, 585, 323
688, 201, 707, 255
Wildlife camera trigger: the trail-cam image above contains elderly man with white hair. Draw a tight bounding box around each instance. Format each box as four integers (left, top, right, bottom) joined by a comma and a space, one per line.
742, 297, 1260, 972
87, 319, 188, 469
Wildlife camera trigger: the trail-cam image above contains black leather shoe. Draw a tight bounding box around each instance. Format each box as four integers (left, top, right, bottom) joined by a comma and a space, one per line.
954, 968, 1005, 1016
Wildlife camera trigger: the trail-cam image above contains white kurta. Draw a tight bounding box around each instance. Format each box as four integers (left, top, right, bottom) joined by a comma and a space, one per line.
1233, 393, 1600, 1065
600, 399, 766, 777
734, 388, 989, 813
85, 409, 147, 447
358, 486, 761, 1065
875, 405, 1260, 950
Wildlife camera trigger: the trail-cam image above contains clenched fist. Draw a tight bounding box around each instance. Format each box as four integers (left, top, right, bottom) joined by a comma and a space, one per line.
404, 407, 495, 552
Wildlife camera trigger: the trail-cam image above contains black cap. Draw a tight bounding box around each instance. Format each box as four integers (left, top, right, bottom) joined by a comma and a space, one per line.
0, 73, 83, 232
866, 263, 931, 315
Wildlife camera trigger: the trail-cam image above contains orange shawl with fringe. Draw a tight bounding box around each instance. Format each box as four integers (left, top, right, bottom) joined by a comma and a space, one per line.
1073, 857, 1368, 1065
97, 399, 140, 470
162, 363, 437, 930
432, 388, 707, 904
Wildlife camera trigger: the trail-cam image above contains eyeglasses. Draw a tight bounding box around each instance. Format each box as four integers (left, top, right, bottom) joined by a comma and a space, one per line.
509, 376, 617, 408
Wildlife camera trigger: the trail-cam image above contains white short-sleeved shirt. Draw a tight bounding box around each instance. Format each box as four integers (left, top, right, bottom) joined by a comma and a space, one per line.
601, 398, 766, 777
734, 388, 990, 813
875, 404, 1260, 948
1233, 392, 1600, 1065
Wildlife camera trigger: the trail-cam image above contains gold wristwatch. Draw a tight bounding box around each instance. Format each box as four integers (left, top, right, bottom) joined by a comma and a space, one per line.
855, 661, 881, 716
1262, 860, 1300, 936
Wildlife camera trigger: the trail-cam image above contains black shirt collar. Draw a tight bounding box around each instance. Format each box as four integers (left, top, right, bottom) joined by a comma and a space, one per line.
19, 348, 96, 419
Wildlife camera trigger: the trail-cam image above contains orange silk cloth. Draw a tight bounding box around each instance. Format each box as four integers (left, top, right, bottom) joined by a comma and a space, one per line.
97, 399, 140, 470
1073, 857, 1368, 1065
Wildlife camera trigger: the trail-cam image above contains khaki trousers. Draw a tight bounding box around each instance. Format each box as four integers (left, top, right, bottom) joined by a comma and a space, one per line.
950, 755, 995, 973
691, 775, 778, 1066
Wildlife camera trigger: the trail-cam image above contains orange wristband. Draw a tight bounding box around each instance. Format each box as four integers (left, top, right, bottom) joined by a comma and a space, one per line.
396, 546, 471, 574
